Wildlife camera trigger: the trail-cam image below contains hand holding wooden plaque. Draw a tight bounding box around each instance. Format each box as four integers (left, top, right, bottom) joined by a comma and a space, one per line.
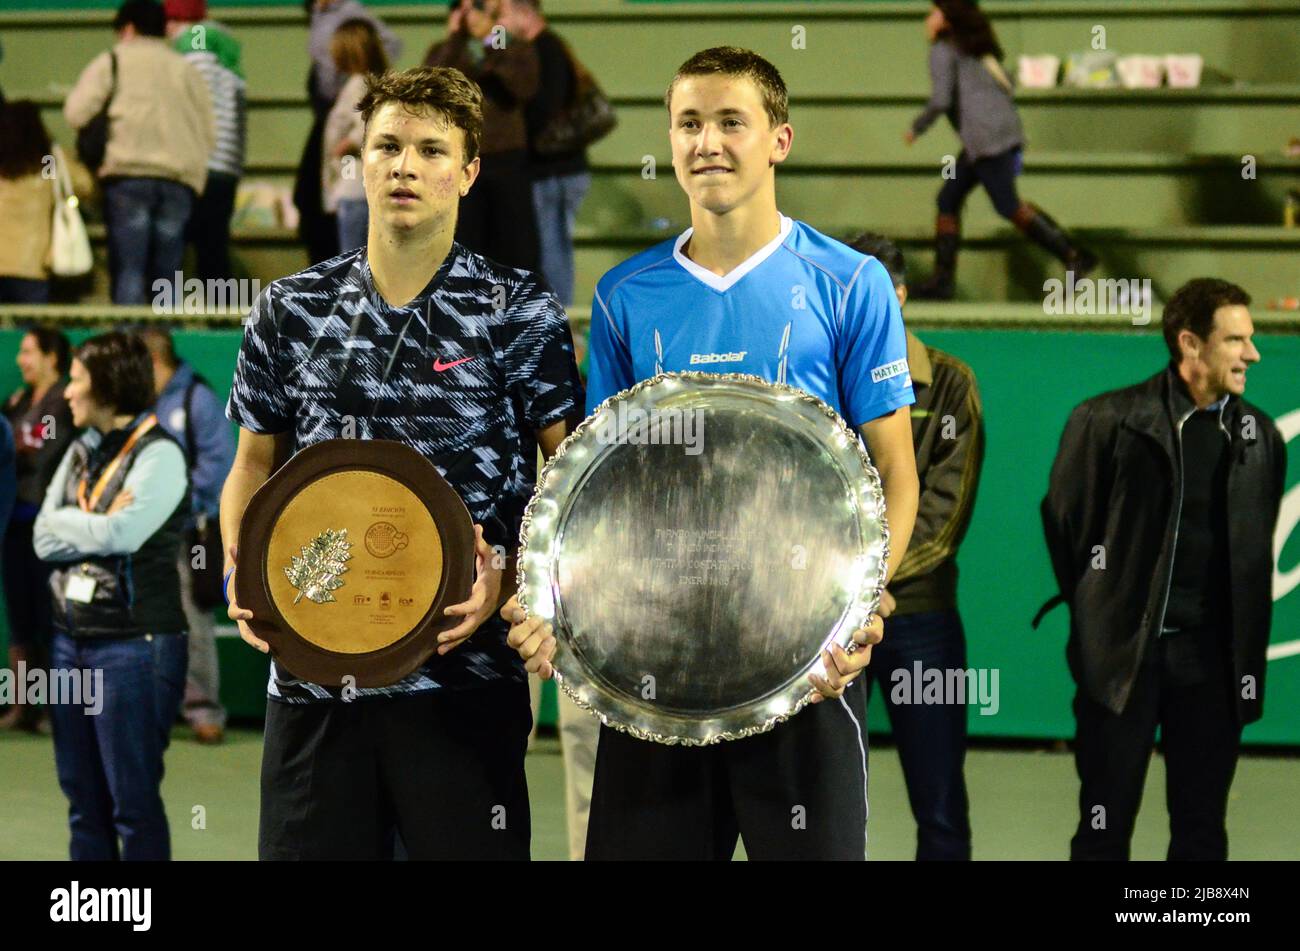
235, 439, 475, 687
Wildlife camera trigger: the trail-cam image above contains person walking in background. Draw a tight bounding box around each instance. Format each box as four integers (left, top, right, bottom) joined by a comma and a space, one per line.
298, 0, 403, 264
905, 0, 1095, 299
139, 328, 235, 745
0, 102, 95, 304
165, 0, 247, 283
2, 329, 75, 733
35, 332, 191, 861
323, 19, 391, 253
501, 0, 590, 305
1042, 279, 1285, 860
426, 0, 542, 271
849, 232, 982, 861
63, 0, 215, 305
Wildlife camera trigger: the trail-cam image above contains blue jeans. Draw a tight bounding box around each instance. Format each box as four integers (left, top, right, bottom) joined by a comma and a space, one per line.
531, 171, 590, 305
49, 631, 188, 861
864, 609, 972, 860
336, 196, 369, 253
102, 177, 194, 305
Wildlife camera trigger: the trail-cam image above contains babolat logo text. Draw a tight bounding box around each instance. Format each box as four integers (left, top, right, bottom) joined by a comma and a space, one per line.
50, 881, 151, 931
870, 359, 909, 384
689, 351, 746, 365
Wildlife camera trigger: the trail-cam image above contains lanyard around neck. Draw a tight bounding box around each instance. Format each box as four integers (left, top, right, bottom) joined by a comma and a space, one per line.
77, 414, 158, 513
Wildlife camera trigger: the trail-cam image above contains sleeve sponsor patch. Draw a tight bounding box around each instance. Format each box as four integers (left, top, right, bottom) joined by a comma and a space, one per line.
870, 358, 910, 384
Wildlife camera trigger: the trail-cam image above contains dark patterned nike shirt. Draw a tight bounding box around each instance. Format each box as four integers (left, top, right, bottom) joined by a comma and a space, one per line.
227, 244, 584, 703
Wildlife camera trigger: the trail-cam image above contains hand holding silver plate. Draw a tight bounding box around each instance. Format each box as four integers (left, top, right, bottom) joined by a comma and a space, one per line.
516, 372, 890, 745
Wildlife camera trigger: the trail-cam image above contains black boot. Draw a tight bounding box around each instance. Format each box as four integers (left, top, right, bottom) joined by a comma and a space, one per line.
911, 214, 960, 300
1016, 204, 1098, 277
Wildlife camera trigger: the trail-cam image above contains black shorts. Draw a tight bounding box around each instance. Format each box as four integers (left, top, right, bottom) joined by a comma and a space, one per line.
585, 677, 870, 860
259, 680, 532, 860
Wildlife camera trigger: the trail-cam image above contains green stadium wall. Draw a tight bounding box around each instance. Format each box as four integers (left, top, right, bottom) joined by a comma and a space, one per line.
0, 324, 1297, 744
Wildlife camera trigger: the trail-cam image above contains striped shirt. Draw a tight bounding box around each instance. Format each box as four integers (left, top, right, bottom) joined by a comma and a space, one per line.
174, 20, 246, 178
227, 244, 584, 703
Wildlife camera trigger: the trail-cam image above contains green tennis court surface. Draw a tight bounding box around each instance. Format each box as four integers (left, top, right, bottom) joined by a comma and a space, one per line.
3, 729, 1297, 860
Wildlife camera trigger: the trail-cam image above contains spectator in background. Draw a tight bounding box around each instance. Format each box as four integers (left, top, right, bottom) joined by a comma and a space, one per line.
0, 417, 14, 583
426, 0, 541, 271
298, 0, 403, 264
905, 0, 1095, 299
64, 0, 216, 305
0, 102, 95, 304
309, 0, 403, 113
849, 232, 983, 861
501, 0, 590, 305
2, 328, 74, 733
139, 328, 235, 745
323, 19, 391, 253
165, 0, 247, 283
1042, 279, 1285, 860
0, 416, 16, 727
34, 332, 191, 860
502, 2, 598, 837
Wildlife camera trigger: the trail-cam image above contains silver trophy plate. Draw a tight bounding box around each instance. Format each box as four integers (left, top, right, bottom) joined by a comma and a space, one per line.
518, 372, 889, 745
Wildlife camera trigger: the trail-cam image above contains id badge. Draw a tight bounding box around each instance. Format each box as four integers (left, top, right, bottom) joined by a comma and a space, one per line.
65, 573, 97, 604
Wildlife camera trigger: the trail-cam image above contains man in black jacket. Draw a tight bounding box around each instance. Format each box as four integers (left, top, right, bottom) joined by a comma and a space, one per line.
1042, 278, 1286, 861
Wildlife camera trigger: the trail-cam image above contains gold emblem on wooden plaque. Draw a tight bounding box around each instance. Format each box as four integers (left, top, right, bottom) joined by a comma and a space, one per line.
284, 528, 353, 604
236, 438, 476, 687
264, 471, 443, 655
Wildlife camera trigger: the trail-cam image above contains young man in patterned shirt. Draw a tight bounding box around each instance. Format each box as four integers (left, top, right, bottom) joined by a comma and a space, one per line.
220, 67, 584, 860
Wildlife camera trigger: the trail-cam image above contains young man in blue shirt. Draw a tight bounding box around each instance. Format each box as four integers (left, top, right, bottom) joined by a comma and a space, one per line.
504, 47, 920, 859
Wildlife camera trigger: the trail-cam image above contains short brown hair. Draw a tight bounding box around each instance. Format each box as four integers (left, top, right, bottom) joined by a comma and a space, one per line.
74, 332, 156, 417
330, 18, 390, 77
135, 326, 179, 369
664, 47, 789, 128
23, 325, 72, 376
1162, 278, 1251, 361
357, 66, 484, 165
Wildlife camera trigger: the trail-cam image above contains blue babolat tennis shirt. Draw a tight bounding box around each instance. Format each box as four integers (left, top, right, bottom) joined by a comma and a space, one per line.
587, 215, 915, 425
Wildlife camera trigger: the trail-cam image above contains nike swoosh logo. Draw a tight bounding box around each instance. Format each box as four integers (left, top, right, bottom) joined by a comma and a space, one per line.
433, 357, 474, 372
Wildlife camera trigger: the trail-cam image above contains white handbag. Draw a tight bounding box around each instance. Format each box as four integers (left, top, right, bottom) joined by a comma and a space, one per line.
49, 145, 93, 277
